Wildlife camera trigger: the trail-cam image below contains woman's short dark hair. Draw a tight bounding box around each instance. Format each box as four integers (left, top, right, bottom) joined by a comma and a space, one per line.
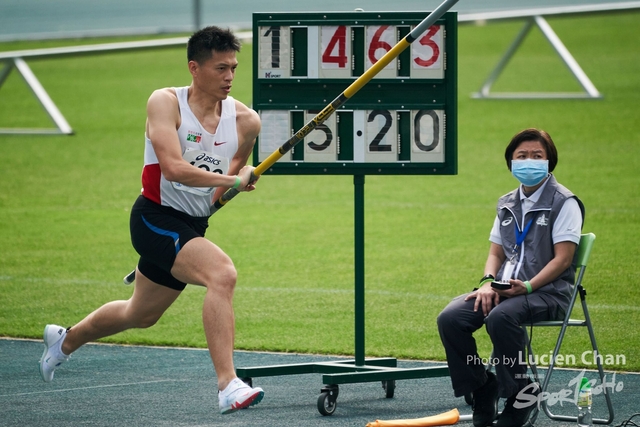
187, 26, 241, 64
504, 128, 558, 172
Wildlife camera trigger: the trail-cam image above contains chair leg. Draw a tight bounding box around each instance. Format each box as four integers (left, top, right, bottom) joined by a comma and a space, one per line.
580, 297, 615, 424
533, 294, 614, 425
523, 314, 578, 426
523, 323, 569, 427
522, 327, 541, 427
538, 319, 572, 421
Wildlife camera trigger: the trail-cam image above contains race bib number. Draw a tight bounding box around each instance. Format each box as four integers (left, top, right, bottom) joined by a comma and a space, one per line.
171, 148, 229, 196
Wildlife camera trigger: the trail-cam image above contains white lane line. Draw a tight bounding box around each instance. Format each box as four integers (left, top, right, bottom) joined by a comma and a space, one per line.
0, 379, 191, 398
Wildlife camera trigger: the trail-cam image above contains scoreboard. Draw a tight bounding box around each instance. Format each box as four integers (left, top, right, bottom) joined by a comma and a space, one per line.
252, 11, 457, 175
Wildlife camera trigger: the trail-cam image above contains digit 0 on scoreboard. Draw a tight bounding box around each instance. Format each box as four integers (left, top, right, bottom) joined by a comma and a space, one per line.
252, 11, 457, 175
411, 109, 445, 163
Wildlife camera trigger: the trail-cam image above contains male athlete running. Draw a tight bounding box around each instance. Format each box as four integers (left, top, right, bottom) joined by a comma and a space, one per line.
40, 26, 264, 415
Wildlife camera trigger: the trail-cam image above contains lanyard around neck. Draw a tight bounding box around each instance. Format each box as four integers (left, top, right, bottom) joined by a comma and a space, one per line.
513, 218, 533, 254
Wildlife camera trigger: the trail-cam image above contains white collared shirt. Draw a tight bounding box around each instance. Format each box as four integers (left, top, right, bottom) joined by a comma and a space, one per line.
489, 178, 582, 246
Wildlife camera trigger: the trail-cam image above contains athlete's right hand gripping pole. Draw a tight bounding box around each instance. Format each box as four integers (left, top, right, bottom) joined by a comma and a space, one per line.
209, 0, 459, 216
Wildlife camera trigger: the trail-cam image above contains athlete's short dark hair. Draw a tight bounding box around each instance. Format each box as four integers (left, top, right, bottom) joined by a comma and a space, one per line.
505, 128, 558, 172
187, 26, 241, 64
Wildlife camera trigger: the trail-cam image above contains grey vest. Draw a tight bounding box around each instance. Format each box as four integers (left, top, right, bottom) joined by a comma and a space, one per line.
496, 175, 585, 303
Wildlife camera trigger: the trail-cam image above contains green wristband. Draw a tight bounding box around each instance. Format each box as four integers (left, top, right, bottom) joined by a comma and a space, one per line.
479, 274, 494, 286
524, 280, 533, 294
232, 176, 241, 189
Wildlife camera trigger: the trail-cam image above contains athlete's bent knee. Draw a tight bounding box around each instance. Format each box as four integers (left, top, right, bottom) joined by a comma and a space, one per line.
223, 260, 237, 284
131, 312, 163, 329
202, 256, 237, 293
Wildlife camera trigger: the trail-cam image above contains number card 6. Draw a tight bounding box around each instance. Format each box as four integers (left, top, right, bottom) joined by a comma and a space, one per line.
366, 25, 397, 79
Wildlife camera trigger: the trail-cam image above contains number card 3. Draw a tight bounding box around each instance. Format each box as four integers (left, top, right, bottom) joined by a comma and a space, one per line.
410, 25, 444, 79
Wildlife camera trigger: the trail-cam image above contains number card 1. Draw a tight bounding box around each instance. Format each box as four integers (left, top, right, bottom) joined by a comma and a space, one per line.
259, 25, 291, 79
252, 11, 457, 176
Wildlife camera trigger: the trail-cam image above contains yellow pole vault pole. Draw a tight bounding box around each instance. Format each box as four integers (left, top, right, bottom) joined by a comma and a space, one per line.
209, 0, 460, 215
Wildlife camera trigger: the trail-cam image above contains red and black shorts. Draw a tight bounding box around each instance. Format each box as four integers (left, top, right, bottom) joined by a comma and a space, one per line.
129, 195, 209, 291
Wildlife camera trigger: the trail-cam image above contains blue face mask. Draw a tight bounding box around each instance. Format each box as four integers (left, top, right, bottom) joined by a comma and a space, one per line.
511, 159, 549, 187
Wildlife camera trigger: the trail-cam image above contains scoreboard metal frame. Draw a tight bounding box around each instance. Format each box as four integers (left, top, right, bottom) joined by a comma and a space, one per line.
252, 11, 457, 176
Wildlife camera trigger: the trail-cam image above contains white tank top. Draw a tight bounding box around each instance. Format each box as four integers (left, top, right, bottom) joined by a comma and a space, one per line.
141, 87, 239, 217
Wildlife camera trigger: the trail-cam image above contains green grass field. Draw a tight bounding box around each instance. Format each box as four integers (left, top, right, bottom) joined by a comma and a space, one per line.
1, 11, 639, 371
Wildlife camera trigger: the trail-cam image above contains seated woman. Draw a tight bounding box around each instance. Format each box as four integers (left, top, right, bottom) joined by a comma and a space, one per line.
437, 128, 584, 427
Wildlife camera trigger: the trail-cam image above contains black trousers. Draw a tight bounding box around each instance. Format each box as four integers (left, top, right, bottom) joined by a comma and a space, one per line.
437, 291, 567, 398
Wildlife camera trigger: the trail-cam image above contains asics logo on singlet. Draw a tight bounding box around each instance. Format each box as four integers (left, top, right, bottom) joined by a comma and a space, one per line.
501, 217, 513, 226
187, 132, 202, 143
195, 153, 221, 165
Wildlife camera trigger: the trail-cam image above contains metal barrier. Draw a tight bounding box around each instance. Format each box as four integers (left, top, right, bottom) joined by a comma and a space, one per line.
0, 33, 250, 135
460, 2, 640, 99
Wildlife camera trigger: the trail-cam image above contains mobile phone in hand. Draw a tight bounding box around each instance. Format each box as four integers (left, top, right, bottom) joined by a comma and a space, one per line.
491, 281, 512, 290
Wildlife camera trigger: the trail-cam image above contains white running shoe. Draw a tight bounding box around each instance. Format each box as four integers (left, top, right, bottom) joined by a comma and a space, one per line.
39, 324, 70, 383
218, 377, 264, 414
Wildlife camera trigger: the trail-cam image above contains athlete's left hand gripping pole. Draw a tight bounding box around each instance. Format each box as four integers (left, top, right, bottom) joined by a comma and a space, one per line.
124, 0, 459, 285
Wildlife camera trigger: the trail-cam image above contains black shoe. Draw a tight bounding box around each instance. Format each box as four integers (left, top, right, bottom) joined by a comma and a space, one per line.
496, 381, 540, 427
472, 371, 499, 427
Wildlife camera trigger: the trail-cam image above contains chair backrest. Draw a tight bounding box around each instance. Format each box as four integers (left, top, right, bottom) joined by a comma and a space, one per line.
575, 233, 596, 269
